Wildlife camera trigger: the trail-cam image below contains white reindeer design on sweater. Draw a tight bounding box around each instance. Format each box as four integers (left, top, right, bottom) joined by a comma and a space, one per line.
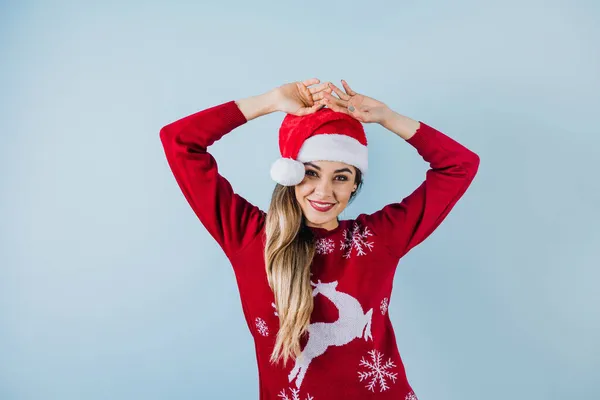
288, 279, 373, 388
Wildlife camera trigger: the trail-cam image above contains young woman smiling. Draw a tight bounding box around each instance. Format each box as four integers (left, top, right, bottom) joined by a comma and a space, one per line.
160, 78, 480, 399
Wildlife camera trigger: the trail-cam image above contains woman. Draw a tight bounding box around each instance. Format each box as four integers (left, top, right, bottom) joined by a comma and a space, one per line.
160, 78, 480, 400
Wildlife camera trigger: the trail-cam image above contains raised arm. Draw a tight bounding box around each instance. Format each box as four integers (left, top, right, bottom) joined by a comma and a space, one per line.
322, 80, 480, 260
159, 97, 273, 259
159, 80, 334, 259
363, 109, 480, 259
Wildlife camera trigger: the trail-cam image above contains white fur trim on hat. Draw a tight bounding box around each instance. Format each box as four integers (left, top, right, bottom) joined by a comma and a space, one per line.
270, 157, 305, 186
297, 134, 368, 175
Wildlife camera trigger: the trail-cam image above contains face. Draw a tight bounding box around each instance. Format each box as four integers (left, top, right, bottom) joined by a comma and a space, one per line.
295, 160, 358, 230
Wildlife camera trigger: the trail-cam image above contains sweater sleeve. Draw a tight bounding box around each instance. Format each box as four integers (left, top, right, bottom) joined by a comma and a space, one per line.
361, 122, 480, 260
159, 100, 266, 259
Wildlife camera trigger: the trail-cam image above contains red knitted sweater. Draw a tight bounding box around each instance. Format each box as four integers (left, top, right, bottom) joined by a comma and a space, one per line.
160, 100, 480, 400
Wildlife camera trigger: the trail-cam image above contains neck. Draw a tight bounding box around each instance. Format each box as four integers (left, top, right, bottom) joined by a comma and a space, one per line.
305, 217, 339, 231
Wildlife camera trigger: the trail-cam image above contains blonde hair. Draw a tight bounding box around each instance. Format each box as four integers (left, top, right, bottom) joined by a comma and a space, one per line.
264, 168, 362, 366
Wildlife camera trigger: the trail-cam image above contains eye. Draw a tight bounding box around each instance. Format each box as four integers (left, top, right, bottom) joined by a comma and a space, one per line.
306, 170, 349, 181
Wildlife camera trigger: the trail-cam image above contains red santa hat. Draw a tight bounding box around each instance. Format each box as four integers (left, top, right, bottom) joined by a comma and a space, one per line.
270, 107, 368, 186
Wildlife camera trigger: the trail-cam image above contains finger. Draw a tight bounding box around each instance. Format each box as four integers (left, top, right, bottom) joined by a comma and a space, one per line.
341, 80, 357, 96
326, 102, 351, 115
296, 100, 326, 116
327, 82, 350, 100
323, 97, 350, 115
297, 82, 315, 106
302, 78, 320, 87
314, 101, 327, 112
323, 91, 348, 109
308, 82, 331, 94
312, 87, 333, 101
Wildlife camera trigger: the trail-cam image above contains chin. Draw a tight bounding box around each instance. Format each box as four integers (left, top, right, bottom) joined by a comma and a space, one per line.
303, 206, 340, 226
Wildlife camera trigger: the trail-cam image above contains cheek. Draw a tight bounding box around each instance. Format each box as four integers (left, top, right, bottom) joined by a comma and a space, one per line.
336, 185, 354, 199
295, 183, 312, 199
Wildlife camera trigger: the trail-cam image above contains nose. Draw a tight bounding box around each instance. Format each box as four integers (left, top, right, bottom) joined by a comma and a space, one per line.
314, 177, 334, 198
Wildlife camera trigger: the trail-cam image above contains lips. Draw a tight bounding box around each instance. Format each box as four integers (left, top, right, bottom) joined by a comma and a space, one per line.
309, 200, 335, 212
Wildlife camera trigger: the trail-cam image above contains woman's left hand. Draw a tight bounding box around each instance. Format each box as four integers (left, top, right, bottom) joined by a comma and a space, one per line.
323, 80, 390, 124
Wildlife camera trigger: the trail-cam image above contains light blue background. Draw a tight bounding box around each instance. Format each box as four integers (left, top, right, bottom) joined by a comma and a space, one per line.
1, 1, 599, 399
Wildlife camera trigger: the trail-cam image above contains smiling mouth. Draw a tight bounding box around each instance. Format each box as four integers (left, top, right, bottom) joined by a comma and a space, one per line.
309, 200, 336, 212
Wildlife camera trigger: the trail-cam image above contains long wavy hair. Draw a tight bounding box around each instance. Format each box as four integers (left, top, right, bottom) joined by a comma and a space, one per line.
264, 167, 364, 366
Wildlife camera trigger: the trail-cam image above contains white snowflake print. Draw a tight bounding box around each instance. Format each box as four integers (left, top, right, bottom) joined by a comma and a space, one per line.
315, 237, 335, 255
271, 302, 278, 316
340, 222, 375, 259
380, 297, 389, 315
255, 317, 269, 337
358, 349, 398, 392
405, 391, 419, 400
278, 387, 314, 400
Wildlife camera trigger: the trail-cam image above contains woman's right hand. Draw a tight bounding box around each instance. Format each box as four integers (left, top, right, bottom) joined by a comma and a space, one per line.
272, 78, 333, 116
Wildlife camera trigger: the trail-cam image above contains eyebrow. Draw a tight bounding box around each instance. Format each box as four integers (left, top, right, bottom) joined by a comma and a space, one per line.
304, 162, 354, 175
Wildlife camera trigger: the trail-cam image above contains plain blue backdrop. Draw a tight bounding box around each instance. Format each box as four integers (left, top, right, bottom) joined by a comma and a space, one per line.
1, 1, 599, 399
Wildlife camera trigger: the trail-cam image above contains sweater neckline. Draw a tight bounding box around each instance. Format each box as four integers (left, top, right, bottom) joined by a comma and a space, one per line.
307, 219, 345, 239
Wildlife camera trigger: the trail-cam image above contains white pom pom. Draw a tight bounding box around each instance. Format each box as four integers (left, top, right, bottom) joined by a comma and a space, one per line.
270, 158, 305, 186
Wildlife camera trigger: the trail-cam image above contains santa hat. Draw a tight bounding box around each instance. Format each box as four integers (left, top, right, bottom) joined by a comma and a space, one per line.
270, 107, 368, 186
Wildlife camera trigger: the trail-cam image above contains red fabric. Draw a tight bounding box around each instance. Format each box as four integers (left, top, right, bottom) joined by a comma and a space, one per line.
279, 107, 367, 159
160, 100, 480, 400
